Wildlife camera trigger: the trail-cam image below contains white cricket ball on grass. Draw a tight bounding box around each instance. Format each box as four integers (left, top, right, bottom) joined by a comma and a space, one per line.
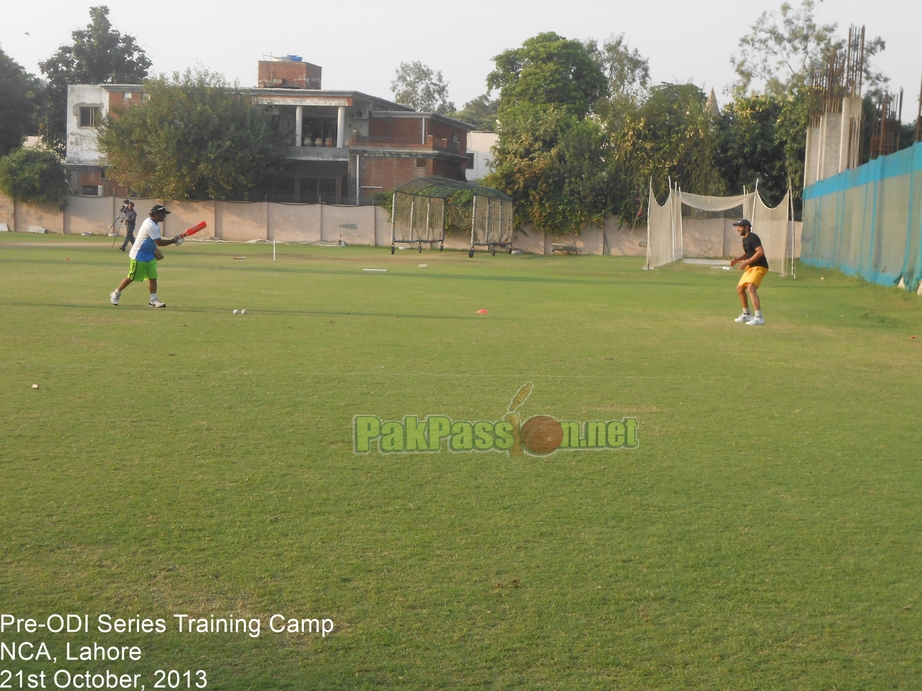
241, 309, 247, 314
233, 309, 240, 315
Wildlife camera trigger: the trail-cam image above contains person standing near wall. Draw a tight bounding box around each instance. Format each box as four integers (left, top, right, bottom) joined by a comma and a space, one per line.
119, 200, 137, 251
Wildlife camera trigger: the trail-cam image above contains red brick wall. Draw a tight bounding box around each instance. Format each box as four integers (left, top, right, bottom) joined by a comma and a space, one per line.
66, 168, 129, 197
358, 154, 467, 193
361, 157, 429, 192
369, 117, 425, 144
257, 61, 322, 89
107, 91, 142, 108
426, 120, 467, 155
367, 117, 468, 155
431, 158, 466, 180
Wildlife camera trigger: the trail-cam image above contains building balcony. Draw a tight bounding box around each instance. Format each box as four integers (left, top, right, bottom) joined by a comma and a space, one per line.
350, 134, 462, 153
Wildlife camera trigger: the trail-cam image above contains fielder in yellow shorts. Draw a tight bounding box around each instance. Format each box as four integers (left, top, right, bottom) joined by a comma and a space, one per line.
730, 219, 768, 326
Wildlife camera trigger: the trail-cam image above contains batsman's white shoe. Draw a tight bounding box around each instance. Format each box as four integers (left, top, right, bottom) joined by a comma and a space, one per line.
746, 316, 765, 326
734, 313, 752, 323
148, 299, 166, 308
109, 291, 120, 306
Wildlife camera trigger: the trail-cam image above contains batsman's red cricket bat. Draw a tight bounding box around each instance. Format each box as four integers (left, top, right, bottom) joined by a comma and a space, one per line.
179, 221, 207, 238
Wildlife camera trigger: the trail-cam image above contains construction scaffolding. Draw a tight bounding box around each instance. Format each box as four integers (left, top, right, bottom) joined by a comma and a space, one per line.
804, 26, 867, 185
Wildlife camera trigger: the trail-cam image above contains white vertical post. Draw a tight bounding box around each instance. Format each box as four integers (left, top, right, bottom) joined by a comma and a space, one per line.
645, 178, 652, 270
273, 237, 276, 262
425, 199, 431, 242
337, 106, 346, 148
295, 106, 303, 147
789, 186, 796, 278
355, 155, 360, 206
675, 181, 685, 259
390, 192, 397, 247
668, 178, 676, 262
471, 195, 478, 252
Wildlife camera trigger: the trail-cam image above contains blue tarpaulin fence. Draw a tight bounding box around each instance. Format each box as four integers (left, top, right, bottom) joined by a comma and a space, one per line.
802, 141, 922, 290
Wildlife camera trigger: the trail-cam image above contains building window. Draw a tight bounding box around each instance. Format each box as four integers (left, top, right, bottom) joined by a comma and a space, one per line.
416, 159, 427, 168
466, 153, 475, 170
79, 106, 101, 128
451, 132, 459, 144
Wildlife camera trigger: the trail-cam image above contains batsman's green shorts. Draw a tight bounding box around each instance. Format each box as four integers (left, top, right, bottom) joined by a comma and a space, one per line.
127, 258, 158, 282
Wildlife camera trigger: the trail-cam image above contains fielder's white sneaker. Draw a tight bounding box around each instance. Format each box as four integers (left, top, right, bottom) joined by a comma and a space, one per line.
734, 312, 752, 323
746, 316, 765, 325
110, 291, 120, 306
148, 299, 166, 308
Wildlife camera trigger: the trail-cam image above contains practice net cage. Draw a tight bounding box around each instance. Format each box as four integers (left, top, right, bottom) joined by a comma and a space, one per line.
390, 177, 513, 256
645, 182, 795, 276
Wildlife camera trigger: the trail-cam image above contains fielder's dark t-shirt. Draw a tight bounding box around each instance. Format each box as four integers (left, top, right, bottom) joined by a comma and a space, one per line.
743, 232, 769, 269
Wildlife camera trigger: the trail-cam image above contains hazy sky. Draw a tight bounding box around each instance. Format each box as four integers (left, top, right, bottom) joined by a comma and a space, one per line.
2, 0, 920, 110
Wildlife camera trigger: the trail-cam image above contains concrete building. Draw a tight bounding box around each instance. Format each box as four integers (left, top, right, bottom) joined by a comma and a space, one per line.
465, 131, 498, 182
64, 57, 473, 205
65, 83, 143, 196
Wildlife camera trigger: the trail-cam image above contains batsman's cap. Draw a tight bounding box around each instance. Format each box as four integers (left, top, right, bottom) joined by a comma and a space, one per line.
150, 204, 171, 216
733, 218, 752, 228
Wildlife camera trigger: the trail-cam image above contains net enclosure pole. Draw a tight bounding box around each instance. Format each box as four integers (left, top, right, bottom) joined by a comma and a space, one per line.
470, 194, 478, 255
390, 191, 397, 252
789, 185, 796, 278
425, 198, 431, 250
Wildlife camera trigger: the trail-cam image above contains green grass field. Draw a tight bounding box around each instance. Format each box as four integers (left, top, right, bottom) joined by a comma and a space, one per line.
2, 232, 921, 690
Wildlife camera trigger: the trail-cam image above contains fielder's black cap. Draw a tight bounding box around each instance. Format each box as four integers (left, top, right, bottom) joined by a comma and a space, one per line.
150, 204, 171, 215
733, 219, 752, 227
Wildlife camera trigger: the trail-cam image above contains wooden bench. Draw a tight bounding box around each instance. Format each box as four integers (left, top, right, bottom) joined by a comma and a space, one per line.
552, 243, 579, 255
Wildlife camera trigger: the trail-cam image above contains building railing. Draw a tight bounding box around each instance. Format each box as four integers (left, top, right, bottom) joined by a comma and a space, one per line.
351, 134, 462, 153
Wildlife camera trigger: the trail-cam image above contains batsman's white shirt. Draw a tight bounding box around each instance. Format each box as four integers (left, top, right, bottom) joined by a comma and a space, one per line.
129, 218, 162, 261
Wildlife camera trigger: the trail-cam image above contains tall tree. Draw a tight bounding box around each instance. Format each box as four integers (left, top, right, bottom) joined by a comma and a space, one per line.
774, 86, 809, 214
485, 33, 609, 234
447, 95, 499, 131
485, 104, 608, 234
391, 61, 455, 114
0, 148, 69, 206
715, 94, 788, 204
39, 6, 151, 154
730, 0, 887, 98
488, 32, 607, 119
97, 69, 286, 201
606, 83, 724, 220
585, 34, 650, 103
0, 47, 44, 156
